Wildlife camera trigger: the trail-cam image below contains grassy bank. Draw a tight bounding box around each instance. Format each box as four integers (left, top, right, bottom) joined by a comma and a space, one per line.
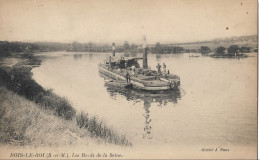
0, 86, 101, 147
0, 57, 76, 120
0, 52, 132, 146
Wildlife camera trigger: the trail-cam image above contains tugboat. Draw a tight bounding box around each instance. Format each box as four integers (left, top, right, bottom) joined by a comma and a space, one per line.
98, 37, 181, 91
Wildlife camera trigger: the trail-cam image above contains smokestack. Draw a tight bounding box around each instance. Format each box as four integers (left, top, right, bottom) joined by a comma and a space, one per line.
112, 43, 115, 56
142, 36, 148, 69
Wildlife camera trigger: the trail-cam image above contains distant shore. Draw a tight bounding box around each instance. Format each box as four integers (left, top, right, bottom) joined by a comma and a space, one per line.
209, 53, 249, 58
0, 51, 132, 147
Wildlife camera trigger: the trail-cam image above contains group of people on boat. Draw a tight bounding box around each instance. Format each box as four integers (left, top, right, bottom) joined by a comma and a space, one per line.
124, 62, 169, 83
105, 56, 171, 84
156, 63, 168, 75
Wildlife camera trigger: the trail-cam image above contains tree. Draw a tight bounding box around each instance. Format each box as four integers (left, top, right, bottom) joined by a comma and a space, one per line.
240, 46, 251, 53
200, 46, 211, 55
153, 42, 163, 53
71, 42, 81, 52
172, 46, 184, 53
228, 45, 240, 55
130, 43, 138, 53
123, 41, 130, 52
216, 46, 226, 55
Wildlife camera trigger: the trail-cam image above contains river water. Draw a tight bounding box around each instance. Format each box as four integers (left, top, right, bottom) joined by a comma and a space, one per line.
32, 52, 257, 158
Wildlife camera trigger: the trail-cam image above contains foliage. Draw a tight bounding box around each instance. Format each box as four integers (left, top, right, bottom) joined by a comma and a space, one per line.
240, 46, 251, 53
0, 41, 68, 58
200, 46, 211, 54
0, 87, 107, 147
215, 46, 226, 55
228, 45, 240, 55
76, 112, 132, 146
123, 41, 130, 51
151, 42, 184, 54
67, 41, 141, 53
0, 65, 75, 120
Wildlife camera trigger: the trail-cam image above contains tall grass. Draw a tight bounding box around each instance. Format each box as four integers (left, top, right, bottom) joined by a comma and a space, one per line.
0, 87, 96, 147
0, 66, 76, 120
76, 112, 132, 146
34, 90, 76, 120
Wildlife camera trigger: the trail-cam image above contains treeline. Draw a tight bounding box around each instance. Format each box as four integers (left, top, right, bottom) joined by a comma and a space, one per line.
34, 42, 68, 52
67, 42, 111, 52
214, 45, 254, 55
119, 41, 140, 53
200, 45, 256, 55
149, 43, 185, 54
0, 41, 68, 57
0, 41, 39, 57
1, 41, 256, 57
67, 41, 141, 53
51, 41, 187, 54
200, 46, 211, 54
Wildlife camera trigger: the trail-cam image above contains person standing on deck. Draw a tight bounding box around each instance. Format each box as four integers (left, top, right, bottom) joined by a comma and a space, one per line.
156, 63, 161, 75
163, 63, 166, 73
125, 61, 128, 69
126, 72, 130, 83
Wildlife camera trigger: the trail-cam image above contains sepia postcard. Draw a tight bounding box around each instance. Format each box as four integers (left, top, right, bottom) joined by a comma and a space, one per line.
0, 0, 258, 159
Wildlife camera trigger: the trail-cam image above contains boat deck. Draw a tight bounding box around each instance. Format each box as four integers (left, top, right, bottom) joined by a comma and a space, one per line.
99, 64, 179, 85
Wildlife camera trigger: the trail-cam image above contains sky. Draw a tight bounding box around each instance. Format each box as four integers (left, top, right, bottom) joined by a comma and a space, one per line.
0, 0, 258, 44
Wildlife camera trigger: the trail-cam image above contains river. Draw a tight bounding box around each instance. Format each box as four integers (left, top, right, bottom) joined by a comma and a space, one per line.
32, 52, 257, 158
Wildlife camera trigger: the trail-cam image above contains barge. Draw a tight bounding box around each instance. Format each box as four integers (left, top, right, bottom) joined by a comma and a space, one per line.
98, 37, 181, 91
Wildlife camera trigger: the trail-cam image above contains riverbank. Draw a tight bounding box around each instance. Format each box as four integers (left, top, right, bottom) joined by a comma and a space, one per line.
0, 52, 132, 147
0, 86, 102, 147
209, 53, 248, 58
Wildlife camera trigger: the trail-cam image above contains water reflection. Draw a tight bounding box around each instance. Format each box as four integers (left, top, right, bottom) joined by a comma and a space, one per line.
156, 54, 161, 61
72, 53, 94, 60
105, 86, 181, 105
143, 99, 152, 139
100, 73, 181, 139
73, 53, 83, 60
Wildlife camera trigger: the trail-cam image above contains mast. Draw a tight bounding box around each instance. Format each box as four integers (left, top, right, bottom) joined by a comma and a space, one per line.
143, 35, 148, 69
112, 43, 115, 57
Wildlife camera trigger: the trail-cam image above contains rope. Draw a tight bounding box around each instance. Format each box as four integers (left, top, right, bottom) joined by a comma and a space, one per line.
179, 86, 186, 95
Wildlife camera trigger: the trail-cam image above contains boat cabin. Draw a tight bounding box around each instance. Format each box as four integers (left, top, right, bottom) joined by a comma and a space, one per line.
106, 56, 143, 70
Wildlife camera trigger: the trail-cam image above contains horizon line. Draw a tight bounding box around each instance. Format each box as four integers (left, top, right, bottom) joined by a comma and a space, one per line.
0, 34, 257, 46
